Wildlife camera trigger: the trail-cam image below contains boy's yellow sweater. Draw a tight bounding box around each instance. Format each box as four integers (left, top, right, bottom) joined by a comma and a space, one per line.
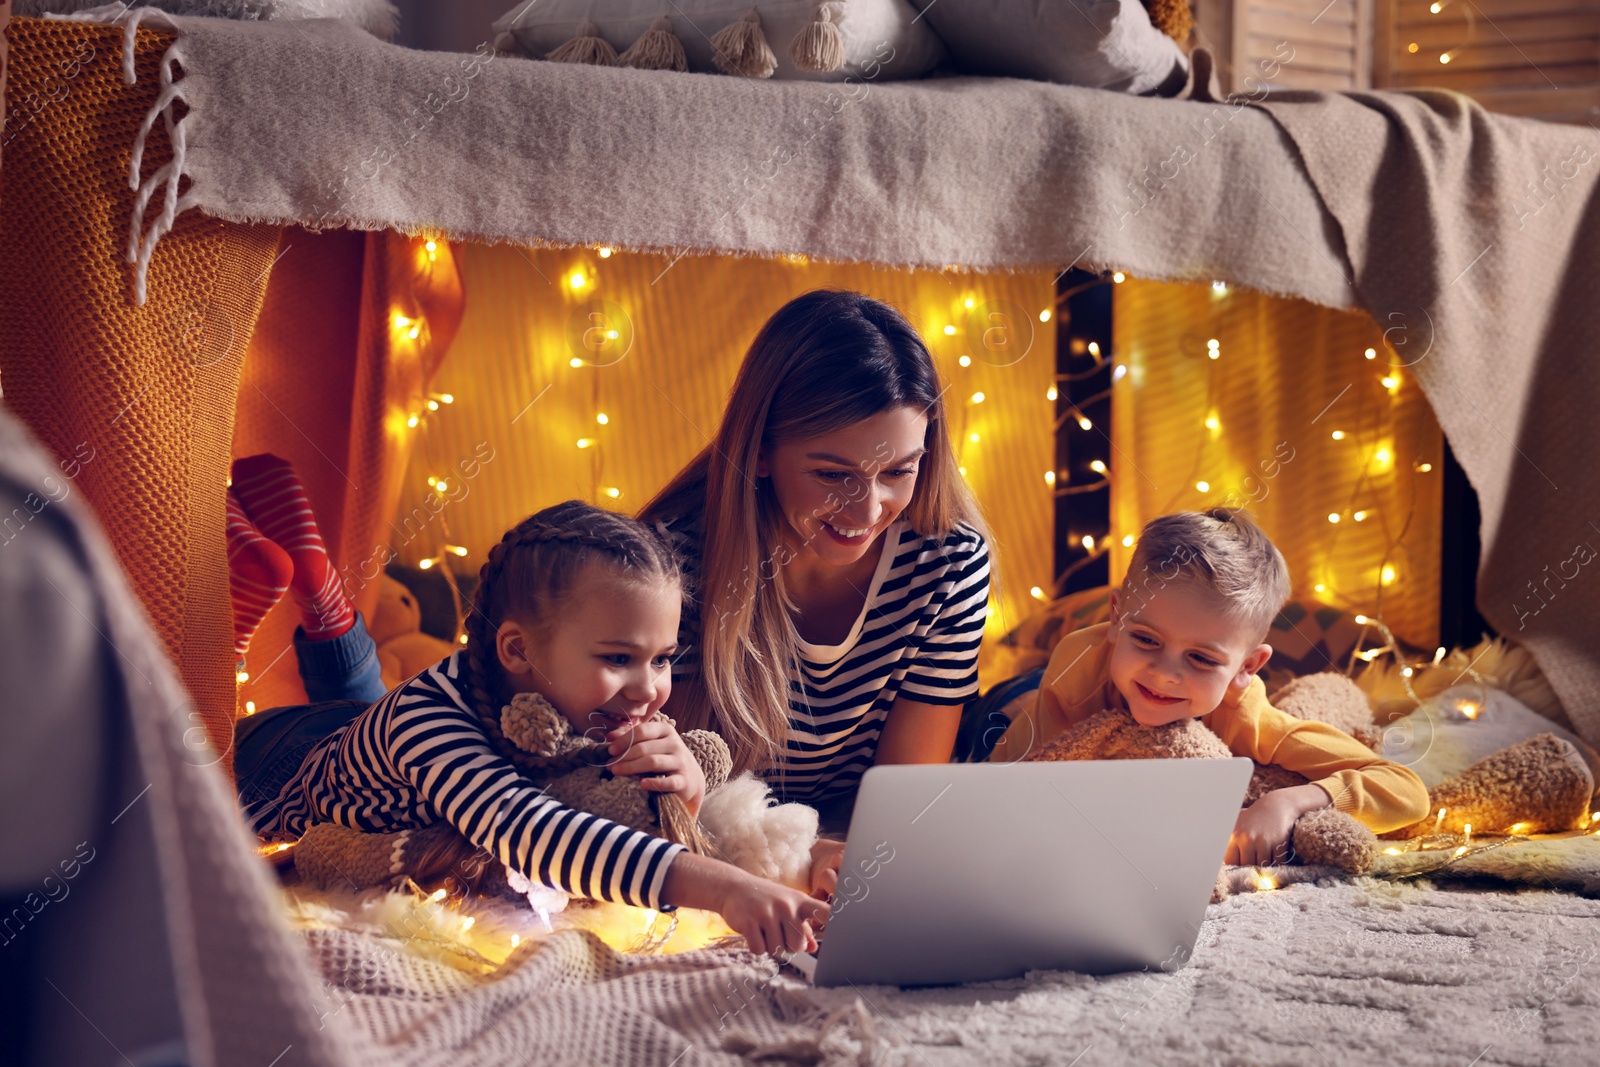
989, 623, 1431, 834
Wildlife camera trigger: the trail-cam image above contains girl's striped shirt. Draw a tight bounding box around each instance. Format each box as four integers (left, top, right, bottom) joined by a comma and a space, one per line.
245, 652, 684, 909
664, 516, 990, 805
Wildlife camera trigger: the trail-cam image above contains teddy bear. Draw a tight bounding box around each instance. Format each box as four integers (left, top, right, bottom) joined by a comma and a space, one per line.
292, 690, 821, 899
1025, 671, 1595, 898
366, 574, 458, 691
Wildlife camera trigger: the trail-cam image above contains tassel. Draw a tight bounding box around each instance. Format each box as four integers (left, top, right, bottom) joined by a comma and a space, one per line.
710, 9, 778, 79
546, 21, 620, 66
621, 15, 689, 72
654, 792, 713, 855
790, 2, 845, 73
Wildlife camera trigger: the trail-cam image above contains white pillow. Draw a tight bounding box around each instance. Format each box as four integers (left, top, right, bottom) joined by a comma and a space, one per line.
18, 0, 400, 39
491, 0, 947, 81
1379, 684, 1600, 793
905, 0, 1187, 95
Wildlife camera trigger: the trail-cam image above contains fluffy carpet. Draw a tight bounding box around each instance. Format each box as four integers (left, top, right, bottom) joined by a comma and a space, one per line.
295, 878, 1600, 1066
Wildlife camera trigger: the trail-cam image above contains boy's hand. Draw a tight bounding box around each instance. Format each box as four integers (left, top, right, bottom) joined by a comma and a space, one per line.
1225, 784, 1331, 867
606, 717, 707, 817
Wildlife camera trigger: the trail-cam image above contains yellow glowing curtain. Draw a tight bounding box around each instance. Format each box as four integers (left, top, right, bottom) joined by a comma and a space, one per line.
390, 245, 1055, 681
1110, 277, 1443, 651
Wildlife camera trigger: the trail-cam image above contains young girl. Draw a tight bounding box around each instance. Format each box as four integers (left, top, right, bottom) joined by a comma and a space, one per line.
640, 290, 993, 896
241, 500, 826, 956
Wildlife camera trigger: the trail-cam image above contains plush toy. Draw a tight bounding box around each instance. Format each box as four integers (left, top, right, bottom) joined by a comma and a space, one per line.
1026, 672, 1595, 899
293, 691, 821, 899
366, 574, 457, 690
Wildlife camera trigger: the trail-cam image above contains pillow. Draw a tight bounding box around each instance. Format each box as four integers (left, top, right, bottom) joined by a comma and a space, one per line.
904, 0, 1187, 95
1379, 683, 1600, 793
490, 0, 947, 81
19, 0, 399, 38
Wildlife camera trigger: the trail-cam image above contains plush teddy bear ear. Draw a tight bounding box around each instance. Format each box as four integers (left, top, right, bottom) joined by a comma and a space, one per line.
500, 691, 585, 760
681, 729, 733, 793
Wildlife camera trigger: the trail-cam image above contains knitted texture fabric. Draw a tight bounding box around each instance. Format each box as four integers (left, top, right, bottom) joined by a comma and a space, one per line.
0, 17, 283, 771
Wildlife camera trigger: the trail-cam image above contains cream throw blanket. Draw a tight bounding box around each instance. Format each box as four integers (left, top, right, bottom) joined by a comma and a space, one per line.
91, 12, 1594, 741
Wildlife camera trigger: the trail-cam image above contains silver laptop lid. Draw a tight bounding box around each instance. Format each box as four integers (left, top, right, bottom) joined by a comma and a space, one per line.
812, 758, 1252, 987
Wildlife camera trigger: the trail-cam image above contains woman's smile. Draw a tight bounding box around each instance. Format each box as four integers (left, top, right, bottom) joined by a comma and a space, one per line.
820, 519, 876, 545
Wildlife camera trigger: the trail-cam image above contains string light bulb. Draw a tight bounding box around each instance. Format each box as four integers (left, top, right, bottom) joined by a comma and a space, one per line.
943, 324, 957, 336
1078, 415, 1093, 431
1122, 534, 1134, 547
968, 432, 981, 443
1212, 281, 1227, 294
1039, 309, 1052, 322
1364, 347, 1377, 359
596, 412, 609, 425
1331, 430, 1346, 440
1112, 272, 1125, 283
1089, 459, 1108, 474
598, 246, 613, 258
1087, 342, 1101, 356
576, 438, 594, 449
606, 487, 621, 499
970, 391, 986, 404
1196, 480, 1210, 493
569, 357, 583, 368
1046, 386, 1058, 401
1081, 534, 1096, 551
1329, 512, 1341, 523
418, 558, 434, 570
406, 415, 420, 428
568, 270, 587, 290
1044, 470, 1056, 486
1030, 586, 1047, 601
959, 355, 972, 367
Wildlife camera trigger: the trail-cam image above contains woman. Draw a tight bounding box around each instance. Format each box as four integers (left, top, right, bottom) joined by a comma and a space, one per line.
639, 289, 992, 887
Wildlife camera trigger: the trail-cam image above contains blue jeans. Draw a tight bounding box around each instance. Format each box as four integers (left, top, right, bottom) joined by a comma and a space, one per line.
234, 613, 387, 809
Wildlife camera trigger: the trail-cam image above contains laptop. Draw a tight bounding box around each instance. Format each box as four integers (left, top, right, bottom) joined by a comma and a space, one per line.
789, 758, 1253, 987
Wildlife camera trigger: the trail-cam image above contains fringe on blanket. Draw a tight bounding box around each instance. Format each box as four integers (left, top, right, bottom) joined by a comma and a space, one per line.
44, 2, 194, 306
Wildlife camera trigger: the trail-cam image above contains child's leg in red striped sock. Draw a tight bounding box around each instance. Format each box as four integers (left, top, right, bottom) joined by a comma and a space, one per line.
226, 489, 292, 656
230, 453, 355, 641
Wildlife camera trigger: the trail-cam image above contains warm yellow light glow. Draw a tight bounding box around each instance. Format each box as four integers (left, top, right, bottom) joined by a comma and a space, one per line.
1089, 459, 1108, 474
424, 239, 437, 252
1196, 481, 1210, 493
435, 480, 449, 493
1255, 872, 1277, 891
1384, 847, 1402, 855
958, 466, 967, 476
1381, 564, 1397, 585
971, 391, 986, 404
597, 412, 609, 425
427, 475, 438, 487
969, 432, 981, 444
1329, 512, 1341, 523
1030, 586, 1047, 601
569, 270, 587, 290
1509, 823, 1530, 835
1435, 807, 1447, 833
606, 487, 622, 499
1204, 414, 1220, 431
448, 545, 468, 557
245, 701, 256, 714
1331, 430, 1346, 440
1207, 338, 1219, 350
959, 355, 972, 367
570, 357, 584, 368
1458, 701, 1480, 719
1402, 666, 1414, 677
943, 324, 957, 336
1382, 375, 1399, 393
606, 330, 618, 340
1374, 446, 1393, 469
1364, 347, 1377, 359
407, 414, 420, 428
1112, 272, 1125, 283
458, 634, 468, 645
427, 399, 439, 411
1044, 470, 1056, 486
1463, 823, 1472, 846
236, 670, 249, 683
392, 313, 412, 330
461, 916, 476, 930
510, 933, 521, 947
1353, 510, 1367, 521
1078, 416, 1093, 431
963, 297, 976, 310
1122, 534, 1134, 547
1039, 309, 1052, 322
1207, 349, 1220, 361
598, 246, 613, 258
1439, 52, 1452, 64
1407, 43, 1418, 53
577, 438, 594, 449
1212, 281, 1227, 294
1417, 462, 1434, 472
408, 325, 421, 340
1355, 615, 1370, 625
1454, 845, 1467, 856
1081, 534, 1095, 551
419, 558, 434, 570
1087, 342, 1101, 356
438, 393, 454, 404
431, 889, 447, 902
1046, 386, 1058, 401
1314, 583, 1326, 594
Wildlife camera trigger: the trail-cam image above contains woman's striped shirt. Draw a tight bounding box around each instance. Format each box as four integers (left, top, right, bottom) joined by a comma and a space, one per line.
245, 653, 684, 910
664, 516, 990, 805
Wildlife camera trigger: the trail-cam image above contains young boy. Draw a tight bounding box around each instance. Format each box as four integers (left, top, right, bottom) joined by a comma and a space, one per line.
990, 509, 1430, 866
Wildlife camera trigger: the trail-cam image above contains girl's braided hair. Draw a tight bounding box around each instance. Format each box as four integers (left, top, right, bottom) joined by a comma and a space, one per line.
462, 499, 683, 772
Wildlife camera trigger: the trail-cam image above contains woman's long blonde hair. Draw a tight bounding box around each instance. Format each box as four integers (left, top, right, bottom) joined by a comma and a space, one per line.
639, 290, 986, 775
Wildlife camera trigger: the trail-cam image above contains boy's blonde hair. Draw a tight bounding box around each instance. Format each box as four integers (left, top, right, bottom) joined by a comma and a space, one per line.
1121, 508, 1291, 643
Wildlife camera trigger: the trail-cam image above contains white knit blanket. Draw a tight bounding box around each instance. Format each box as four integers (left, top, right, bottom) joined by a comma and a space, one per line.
298, 878, 1600, 1066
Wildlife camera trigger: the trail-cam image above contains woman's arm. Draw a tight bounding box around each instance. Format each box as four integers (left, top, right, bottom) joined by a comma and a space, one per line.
873, 696, 963, 764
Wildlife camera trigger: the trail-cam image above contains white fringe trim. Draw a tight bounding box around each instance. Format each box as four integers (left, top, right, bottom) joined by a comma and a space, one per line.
47, 4, 193, 306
